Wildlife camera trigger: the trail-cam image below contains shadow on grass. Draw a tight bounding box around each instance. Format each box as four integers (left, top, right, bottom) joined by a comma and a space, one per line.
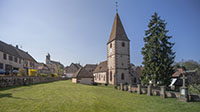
0, 93, 37, 101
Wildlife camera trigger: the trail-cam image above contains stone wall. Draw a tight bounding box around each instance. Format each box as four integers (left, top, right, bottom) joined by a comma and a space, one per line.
0, 76, 65, 88
117, 84, 183, 100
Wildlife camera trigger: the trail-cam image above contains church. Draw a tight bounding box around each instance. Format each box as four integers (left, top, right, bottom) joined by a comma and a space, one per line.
93, 12, 139, 85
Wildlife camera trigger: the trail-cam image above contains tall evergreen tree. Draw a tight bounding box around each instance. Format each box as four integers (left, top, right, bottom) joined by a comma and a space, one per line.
141, 12, 175, 86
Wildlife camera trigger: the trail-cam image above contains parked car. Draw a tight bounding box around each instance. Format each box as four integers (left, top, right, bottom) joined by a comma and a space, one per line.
0, 69, 6, 74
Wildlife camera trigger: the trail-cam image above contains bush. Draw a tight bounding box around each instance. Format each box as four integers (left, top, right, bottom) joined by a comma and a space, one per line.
17, 69, 27, 76
189, 84, 200, 95
51, 73, 58, 77
40, 73, 48, 77
28, 69, 37, 76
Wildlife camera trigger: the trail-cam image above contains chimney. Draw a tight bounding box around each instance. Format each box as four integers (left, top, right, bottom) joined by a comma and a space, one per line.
16, 45, 18, 49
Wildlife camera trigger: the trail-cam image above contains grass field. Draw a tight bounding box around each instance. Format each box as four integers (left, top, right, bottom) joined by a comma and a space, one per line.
0, 80, 199, 112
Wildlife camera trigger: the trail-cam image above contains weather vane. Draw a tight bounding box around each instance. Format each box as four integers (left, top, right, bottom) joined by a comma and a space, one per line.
115, 1, 118, 12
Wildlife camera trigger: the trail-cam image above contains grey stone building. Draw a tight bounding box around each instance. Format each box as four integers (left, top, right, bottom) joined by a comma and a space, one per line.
72, 67, 94, 85
64, 63, 82, 78
46, 53, 64, 76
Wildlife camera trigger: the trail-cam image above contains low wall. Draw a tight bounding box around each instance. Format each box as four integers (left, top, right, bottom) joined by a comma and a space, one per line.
0, 76, 66, 88
118, 84, 182, 99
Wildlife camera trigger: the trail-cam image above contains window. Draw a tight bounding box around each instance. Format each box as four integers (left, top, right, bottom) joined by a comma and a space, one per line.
110, 43, 112, 48
0, 63, 3, 69
122, 42, 125, 47
14, 57, 18, 63
9, 56, 13, 61
134, 78, 137, 83
110, 71, 112, 81
121, 73, 124, 80
19, 59, 21, 64
103, 75, 105, 81
3, 53, 7, 60
99, 74, 101, 80
96, 74, 98, 79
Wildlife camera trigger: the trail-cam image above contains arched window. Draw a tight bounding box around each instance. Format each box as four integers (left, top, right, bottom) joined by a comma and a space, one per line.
110, 71, 112, 81
110, 43, 112, 48
122, 42, 125, 47
121, 73, 124, 80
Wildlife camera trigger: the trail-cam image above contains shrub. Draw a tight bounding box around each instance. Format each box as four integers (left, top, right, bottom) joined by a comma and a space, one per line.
189, 84, 200, 95
17, 68, 27, 76
51, 73, 58, 77
28, 69, 37, 76
40, 73, 48, 77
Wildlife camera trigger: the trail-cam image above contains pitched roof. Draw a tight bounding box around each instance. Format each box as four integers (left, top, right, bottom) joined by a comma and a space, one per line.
172, 68, 183, 77
0, 40, 37, 62
50, 60, 64, 67
0, 41, 20, 58
93, 61, 107, 73
72, 67, 93, 78
84, 64, 97, 73
65, 63, 82, 73
108, 13, 129, 44
15, 48, 37, 62
37, 63, 50, 70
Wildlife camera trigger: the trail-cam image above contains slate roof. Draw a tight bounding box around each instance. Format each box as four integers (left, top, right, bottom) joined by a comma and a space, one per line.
108, 12, 129, 44
65, 63, 82, 73
93, 61, 107, 73
0, 41, 20, 58
0, 40, 37, 62
72, 67, 93, 78
84, 64, 97, 73
15, 48, 37, 62
50, 60, 64, 68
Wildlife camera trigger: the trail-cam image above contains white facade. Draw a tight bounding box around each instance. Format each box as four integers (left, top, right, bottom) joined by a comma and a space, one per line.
94, 72, 107, 84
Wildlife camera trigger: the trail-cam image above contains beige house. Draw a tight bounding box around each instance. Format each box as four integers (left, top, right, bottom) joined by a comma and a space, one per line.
72, 67, 94, 85
0, 40, 37, 74
93, 61, 108, 84
37, 63, 51, 75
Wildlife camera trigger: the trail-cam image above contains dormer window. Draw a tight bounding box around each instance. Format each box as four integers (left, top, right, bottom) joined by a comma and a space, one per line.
122, 42, 125, 47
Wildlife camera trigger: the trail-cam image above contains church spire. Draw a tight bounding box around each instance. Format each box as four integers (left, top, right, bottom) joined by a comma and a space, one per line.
107, 13, 129, 44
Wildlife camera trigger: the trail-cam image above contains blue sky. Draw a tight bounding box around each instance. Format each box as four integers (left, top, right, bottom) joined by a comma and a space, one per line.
0, 0, 200, 66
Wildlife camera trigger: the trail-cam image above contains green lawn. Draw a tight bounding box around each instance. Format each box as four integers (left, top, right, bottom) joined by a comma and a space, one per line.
0, 80, 199, 112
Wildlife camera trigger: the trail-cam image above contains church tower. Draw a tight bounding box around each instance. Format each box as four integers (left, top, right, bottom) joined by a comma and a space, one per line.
46, 53, 51, 65
107, 12, 131, 85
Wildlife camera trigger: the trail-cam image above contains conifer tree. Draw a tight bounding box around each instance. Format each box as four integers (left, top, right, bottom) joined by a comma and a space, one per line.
141, 12, 175, 86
